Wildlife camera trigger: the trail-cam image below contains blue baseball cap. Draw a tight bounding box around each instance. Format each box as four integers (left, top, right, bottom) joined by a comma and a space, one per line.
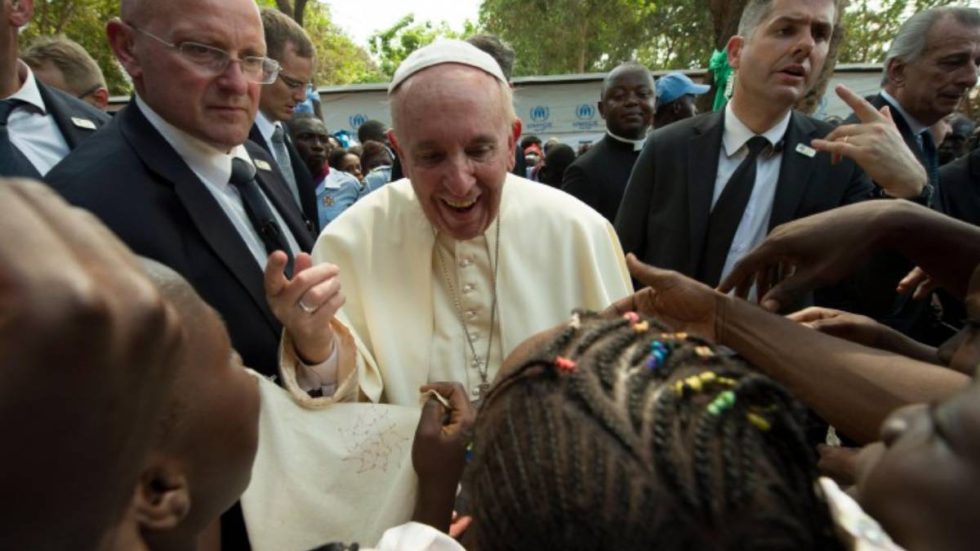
655, 73, 711, 105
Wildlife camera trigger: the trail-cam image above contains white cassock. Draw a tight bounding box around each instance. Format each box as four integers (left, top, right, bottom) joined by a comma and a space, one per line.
303, 174, 633, 405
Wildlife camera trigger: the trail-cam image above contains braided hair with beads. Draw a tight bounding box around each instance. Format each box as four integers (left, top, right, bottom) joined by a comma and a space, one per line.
463, 311, 843, 551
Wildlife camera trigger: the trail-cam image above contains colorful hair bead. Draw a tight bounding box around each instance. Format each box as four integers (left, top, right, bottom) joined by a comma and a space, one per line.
645, 340, 673, 371
747, 412, 771, 432
555, 356, 577, 373
633, 320, 650, 333
569, 312, 582, 330
623, 311, 640, 324
707, 390, 736, 415
465, 442, 474, 463
695, 346, 715, 359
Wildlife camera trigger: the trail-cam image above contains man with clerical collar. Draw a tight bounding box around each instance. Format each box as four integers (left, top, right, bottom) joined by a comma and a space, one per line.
864, 6, 980, 195
562, 62, 656, 223
267, 40, 632, 406
0, 0, 108, 178
616, 0, 927, 299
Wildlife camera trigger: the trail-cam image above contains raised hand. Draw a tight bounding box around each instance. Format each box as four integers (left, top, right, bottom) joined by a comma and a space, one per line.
811, 84, 927, 198
264, 251, 344, 363
604, 254, 722, 341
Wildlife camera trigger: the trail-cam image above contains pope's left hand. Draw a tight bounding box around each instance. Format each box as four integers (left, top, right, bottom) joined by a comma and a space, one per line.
265, 251, 345, 364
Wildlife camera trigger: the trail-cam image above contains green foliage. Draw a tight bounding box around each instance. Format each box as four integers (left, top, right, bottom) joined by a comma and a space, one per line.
367, 15, 475, 78
21, 0, 129, 94
256, 0, 384, 84
480, 0, 659, 75
838, 0, 969, 64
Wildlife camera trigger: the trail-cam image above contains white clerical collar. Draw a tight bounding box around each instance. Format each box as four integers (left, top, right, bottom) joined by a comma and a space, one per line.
5, 61, 48, 114
722, 103, 791, 158
134, 94, 252, 186
880, 89, 928, 137
255, 110, 278, 146
606, 130, 646, 152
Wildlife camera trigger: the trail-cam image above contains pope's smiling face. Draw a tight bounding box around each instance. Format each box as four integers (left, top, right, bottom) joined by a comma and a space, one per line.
390, 64, 520, 241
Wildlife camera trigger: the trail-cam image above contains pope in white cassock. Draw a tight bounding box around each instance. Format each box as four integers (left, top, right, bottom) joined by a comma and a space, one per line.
266, 40, 633, 407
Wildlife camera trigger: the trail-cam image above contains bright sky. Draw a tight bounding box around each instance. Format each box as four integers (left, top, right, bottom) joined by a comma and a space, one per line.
326, 0, 482, 50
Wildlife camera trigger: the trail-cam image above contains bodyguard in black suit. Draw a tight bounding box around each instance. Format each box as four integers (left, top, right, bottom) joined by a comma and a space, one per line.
616, 0, 873, 294
562, 62, 655, 222
51, 102, 312, 378
1, 0, 108, 178
939, 148, 980, 226
250, 8, 319, 233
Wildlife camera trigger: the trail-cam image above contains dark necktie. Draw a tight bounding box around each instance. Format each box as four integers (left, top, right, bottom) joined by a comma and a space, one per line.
698, 136, 770, 287
228, 158, 294, 277
920, 130, 939, 188
0, 99, 42, 178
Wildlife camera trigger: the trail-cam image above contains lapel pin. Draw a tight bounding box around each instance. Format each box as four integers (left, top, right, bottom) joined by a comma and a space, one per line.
795, 143, 816, 158
254, 159, 273, 171
71, 117, 97, 130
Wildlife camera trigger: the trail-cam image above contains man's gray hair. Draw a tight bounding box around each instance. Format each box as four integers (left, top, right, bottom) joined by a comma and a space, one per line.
883, 6, 980, 84
737, 0, 776, 37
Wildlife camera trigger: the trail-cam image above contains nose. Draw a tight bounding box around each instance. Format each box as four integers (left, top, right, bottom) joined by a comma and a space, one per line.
793, 29, 816, 59
879, 403, 925, 447
216, 59, 250, 94
443, 155, 477, 196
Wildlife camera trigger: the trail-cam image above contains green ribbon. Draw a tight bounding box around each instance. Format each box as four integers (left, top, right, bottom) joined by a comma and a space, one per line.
709, 49, 733, 112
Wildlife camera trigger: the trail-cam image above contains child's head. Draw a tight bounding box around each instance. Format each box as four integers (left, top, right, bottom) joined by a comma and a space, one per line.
466, 312, 841, 550
124, 260, 261, 549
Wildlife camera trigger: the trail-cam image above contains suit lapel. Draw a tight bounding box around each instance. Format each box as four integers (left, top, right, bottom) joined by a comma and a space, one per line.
769, 112, 818, 229
687, 111, 725, 275
118, 104, 279, 330
38, 82, 95, 149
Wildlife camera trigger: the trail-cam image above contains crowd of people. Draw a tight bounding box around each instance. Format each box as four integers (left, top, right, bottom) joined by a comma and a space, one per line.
3, 0, 980, 549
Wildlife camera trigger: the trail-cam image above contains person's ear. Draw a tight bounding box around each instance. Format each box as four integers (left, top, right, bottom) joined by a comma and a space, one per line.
507, 118, 522, 171
8, 0, 33, 28
596, 99, 606, 120
106, 18, 142, 81
132, 463, 191, 532
90, 87, 110, 111
726, 35, 744, 72
886, 58, 906, 88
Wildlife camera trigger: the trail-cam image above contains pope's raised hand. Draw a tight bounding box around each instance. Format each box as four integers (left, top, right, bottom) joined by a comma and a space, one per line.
265, 251, 345, 363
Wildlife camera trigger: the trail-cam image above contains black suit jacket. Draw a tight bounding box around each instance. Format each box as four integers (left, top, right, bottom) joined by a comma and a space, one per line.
15, 81, 109, 176
615, 109, 872, 292
939, 148, 980, 225
561, 135, 639, 222
48, 103, 314, 378
249, 123, 319, 234
856, 94, 935, 188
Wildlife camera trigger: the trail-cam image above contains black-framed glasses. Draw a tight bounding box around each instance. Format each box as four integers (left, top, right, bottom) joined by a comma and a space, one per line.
277, 71, 310, 91
128, 23, 281, 84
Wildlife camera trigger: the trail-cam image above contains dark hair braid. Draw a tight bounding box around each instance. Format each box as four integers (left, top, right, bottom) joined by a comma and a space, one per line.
466, 312, 844, 551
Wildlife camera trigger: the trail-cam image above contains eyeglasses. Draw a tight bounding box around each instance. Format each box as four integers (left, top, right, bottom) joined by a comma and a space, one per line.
128, 23, 281, 84
277, 71, 310, 91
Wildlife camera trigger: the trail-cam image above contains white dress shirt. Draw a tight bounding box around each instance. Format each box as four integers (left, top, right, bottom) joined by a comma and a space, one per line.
713, 104, 792, 282
134, 95, 301, 269
4, 61, 70, 175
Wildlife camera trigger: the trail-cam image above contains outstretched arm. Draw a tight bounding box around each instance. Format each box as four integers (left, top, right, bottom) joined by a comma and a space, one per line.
620, 255, 968, 444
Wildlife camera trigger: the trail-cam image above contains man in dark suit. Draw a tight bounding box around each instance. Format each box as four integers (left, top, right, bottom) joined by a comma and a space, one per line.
48, 0, 322, 378
1, 0, 108, 178
857, 6, 979, 197
834, 7, 979, 343
617, 0, 924, 300
249, 8, 318, 233
561, 62, 655, 222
